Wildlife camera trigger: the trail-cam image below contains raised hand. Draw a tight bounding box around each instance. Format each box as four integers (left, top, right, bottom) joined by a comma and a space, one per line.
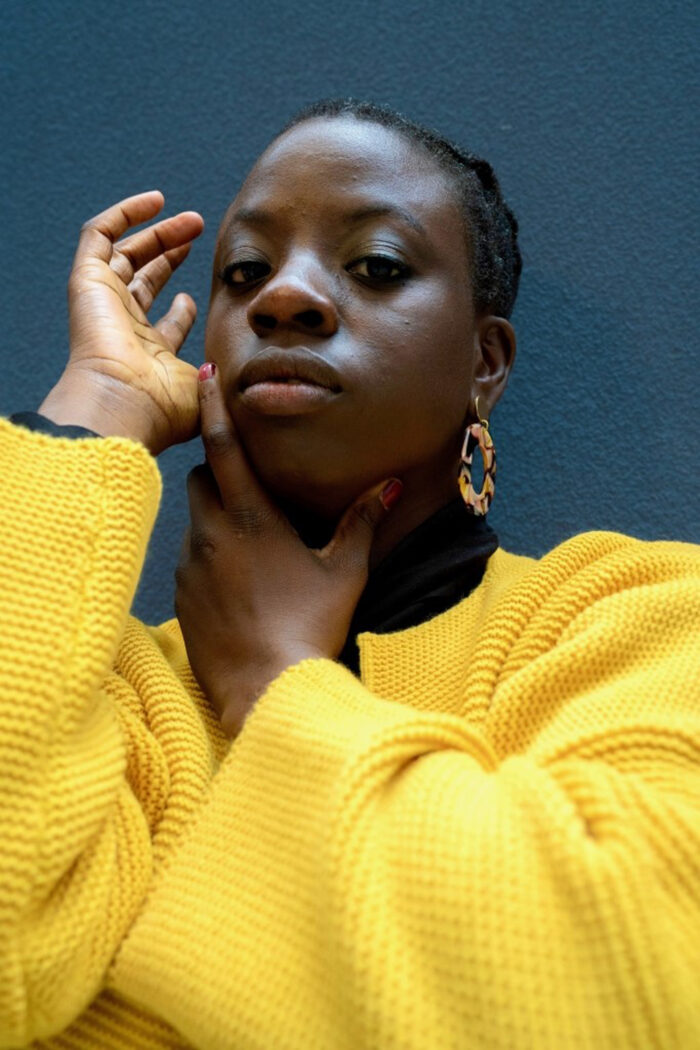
40, 191, 204, 454
175, 365, 402, 737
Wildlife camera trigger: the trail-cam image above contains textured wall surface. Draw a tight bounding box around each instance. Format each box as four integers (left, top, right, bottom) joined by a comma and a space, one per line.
1, 0, 698, 624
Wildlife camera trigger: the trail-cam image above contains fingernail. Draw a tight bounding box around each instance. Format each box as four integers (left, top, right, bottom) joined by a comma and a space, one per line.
198, 362, 216, 381
380, 479, 403, 511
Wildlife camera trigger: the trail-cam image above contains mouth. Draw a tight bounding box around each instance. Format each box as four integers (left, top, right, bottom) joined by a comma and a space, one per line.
237, 347, 343, 416
238, 346, 343, 393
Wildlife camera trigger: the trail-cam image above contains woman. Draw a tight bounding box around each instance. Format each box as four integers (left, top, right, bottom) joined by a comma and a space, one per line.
1, 100, 698, 1049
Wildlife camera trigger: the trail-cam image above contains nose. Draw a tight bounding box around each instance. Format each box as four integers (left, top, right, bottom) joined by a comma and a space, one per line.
247, 254, 339, 339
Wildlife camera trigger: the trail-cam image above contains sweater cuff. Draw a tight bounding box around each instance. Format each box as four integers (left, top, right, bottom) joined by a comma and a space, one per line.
235, 656, 498, 776
9, 412, 100, 440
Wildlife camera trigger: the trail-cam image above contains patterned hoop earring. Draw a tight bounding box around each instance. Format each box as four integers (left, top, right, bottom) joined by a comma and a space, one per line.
458, 398, 496, 516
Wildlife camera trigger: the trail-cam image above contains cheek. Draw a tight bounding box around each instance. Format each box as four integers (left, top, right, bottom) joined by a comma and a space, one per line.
359, 288, 475, 425
204, 298, 250, 388
201, 281, 475, 499
204, 298, 224, 357
376, 358, 470, 457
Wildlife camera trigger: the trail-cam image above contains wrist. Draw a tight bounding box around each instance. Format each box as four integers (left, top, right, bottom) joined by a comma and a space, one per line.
219, 646, 327, 739
39, 369, 153, 448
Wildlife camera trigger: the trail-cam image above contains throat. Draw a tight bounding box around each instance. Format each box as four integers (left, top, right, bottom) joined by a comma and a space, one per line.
279, 500, 338, 549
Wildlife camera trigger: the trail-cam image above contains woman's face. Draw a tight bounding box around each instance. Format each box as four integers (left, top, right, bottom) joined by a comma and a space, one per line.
205, 116, 511, 522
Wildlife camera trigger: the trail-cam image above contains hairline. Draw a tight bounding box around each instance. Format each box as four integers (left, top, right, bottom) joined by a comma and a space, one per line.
270, 111, 480, 297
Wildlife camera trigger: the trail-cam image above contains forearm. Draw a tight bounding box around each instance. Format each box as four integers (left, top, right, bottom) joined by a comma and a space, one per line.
0, 417, 161, 1044
0, 415, 161, 709
118, 538, 700, 1050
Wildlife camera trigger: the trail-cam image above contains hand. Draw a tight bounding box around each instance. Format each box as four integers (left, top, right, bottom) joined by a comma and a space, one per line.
40, 191, 204, 454
175, 365, 402, 737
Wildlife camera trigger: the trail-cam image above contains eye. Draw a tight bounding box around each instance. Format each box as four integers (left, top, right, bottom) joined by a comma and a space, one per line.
219, 260, 271, 286
347, 254, 410, 283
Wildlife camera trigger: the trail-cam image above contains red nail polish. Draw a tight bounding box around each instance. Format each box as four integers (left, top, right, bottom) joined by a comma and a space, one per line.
198, 362, 216, 381
380, 479, 403, 510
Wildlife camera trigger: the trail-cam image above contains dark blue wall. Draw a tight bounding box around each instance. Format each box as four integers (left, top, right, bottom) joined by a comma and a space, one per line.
2, 0, 698, 624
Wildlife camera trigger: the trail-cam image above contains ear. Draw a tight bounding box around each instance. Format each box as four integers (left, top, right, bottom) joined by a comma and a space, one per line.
471, 315, 516, 415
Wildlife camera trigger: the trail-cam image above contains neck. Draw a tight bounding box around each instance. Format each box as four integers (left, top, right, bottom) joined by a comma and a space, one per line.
280, 474, 460, 571
279, 501, 336, 549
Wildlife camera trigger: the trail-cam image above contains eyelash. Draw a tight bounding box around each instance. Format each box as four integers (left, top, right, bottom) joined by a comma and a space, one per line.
219, 260, 271, 286
218, 253, 410, 289
346, 254, 411, 283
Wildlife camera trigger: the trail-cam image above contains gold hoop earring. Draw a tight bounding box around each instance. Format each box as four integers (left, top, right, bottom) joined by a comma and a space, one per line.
458, 397, 496, 516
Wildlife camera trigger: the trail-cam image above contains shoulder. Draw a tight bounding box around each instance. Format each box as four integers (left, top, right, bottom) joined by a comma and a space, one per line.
466, 533, 700, 757
411, 531, 698, 690
492, 529, 700, 606
470, 531, 700, 692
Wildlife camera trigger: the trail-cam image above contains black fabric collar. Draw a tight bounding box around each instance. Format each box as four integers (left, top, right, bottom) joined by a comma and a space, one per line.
338, 498, 498, 673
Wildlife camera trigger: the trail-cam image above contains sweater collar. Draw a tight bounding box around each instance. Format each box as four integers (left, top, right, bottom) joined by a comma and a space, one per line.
338, 498, 498, 673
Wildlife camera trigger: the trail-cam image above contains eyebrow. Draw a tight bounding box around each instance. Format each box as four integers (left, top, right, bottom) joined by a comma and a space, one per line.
345, 204, 427, 236
224, 202, 427, 238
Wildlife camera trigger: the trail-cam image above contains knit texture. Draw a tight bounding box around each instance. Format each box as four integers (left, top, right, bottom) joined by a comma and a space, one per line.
1, 416, 699, 1050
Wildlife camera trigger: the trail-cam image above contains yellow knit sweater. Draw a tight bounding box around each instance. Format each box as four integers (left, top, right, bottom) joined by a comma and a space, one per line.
1, 416, 699, 1050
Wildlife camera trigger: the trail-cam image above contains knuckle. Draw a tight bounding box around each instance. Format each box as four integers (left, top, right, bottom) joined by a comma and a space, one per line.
201, 420, 233, 456
132, 272, 156, 300
153, 227, 168, 254
351, 502, 378, 532
69, 260, 96, 280
162, 315, 187, 337
225, 504, 274, 538
110, 245, 129, 266
80, 216, 107, 236
141, 267, 159, 294
67, 270, 93, 299
189, 528, 218, 561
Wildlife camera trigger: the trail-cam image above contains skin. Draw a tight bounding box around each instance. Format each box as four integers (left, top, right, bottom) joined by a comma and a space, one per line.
205, 118, 515, 559
40, 191, 204, 454
39, 116, 516, 736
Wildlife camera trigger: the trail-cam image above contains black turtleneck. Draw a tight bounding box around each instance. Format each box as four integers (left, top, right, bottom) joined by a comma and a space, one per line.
11, 413, 498, 675
338, 497, 497, 672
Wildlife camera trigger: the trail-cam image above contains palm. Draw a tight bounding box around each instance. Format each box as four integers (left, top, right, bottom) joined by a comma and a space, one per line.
70, 257, 198, 441
49, 191, 205, 453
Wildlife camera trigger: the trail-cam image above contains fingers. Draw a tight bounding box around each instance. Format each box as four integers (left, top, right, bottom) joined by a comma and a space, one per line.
197, 364, 279, 528
111, 210, 204, 285
322, 479, 403, 573
73, 190, 165, 268
185, 464, 224, 539
128, 243, 191, 313
154, 293, 198, 354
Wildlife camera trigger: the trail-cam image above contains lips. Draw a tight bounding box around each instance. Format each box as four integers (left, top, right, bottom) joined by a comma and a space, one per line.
238, 347, 342, 393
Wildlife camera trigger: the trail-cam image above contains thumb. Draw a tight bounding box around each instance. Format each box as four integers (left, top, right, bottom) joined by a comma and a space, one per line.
323, 478, 403, 574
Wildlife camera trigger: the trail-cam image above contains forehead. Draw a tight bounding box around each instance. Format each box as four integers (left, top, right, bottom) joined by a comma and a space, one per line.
224, 117, 464, 236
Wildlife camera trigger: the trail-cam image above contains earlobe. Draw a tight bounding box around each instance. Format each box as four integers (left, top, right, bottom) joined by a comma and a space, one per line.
472, 315, 517, 412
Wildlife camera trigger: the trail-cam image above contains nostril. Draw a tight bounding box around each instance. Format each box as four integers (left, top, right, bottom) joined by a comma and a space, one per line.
253, 313, 277, 331
296, 309, 324, 329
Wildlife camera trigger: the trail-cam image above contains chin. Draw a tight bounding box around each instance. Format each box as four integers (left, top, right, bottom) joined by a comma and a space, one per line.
243, 442, 355, 521
235, 412, 400, 525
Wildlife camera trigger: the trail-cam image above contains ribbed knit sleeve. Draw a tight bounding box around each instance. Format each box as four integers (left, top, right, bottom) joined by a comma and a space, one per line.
114, 533, 700, 1050
0, 418, 162, 1046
